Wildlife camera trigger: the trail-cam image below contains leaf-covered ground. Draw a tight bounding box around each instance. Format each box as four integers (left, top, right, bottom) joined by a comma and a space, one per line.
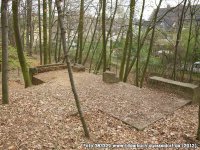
0, 70, 199, 150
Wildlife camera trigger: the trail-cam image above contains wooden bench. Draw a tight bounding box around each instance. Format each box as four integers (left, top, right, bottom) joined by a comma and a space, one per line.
149, 76, 200, 103
29, 63, 67, 85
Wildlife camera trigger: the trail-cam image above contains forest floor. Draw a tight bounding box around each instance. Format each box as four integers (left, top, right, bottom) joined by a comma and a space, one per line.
0, 70, 199, 150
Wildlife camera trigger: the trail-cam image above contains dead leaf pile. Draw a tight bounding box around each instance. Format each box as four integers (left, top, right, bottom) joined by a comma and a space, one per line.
0, 70, 198, 149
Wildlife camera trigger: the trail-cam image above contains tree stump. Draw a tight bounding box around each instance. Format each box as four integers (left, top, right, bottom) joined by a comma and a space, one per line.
103, 71, 119, 83
72, 63, 85, 72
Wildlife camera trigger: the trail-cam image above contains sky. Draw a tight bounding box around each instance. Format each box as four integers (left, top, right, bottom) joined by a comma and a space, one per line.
3, 0, 199, 21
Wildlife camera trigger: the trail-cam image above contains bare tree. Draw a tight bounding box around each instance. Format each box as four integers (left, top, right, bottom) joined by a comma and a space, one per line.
140, 0, 163, 88
26, 0, 32, 56
77, 0, 85, 64
38, 0, 43, 65
95, 0, 119, 73
119, 0, 135, 80
102, 0, 107, 72
182, 1, 197, 81
197, 96, 200, 140
172, 0, 187, 80
56, 0, 90, 138
43, 0, 48, 64
48, 0, 53, 64
1, 0, 9, 104
83, 2, 102, 65
135, 0, 145, 86
12, 0, 32, 88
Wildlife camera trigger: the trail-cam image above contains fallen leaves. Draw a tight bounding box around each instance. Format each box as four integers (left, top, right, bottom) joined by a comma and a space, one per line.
0, 70, 199, 149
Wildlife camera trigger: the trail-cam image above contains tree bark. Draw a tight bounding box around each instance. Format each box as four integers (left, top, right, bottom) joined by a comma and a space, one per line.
182, 2, 193, 81
119, 0, 135, 80
38, 0, 43, 65
89, 34, 102, 73
197, 102, 200, 140
54, 22, 60, 63
102, 0, 107, 72
26, 0, 32, 56
139, 0, 162, 88
77, 0, 84, 64
43, 0, 48, 64
172, 0, 187, 80
135, 0, 145, 86
95, 0, 118, 73
49, 0, 53, 64
1, 0, 9, 104
12, 0, 32, 88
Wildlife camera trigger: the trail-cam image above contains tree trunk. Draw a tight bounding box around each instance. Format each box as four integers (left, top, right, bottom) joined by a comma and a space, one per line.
108, 0, 113, 70
77, 0, 84, 64
89, 34, 102, 73
49, 0, 52, 64
182, 2, 193, 81
139, 0, 162, 88
83, 2, 102, 65
82, 16, 95, 53
30, 21, 34, 55
135, 0, 145, 86
123, 0, 135, 82
172, 0, 187, 80
22, 1, 26, 50
56, 0, 90, 138
102, 0, 107, 72
126, 3, 181, 80
68, 29, 78, 51
26, 0, 32, 56
123, 28, 133, 82
95, 0, 118, 73
58, 36, 62, 62
54, 22, 60, 63
1, 0, 9, 104
12, 0, 32, 88
197, 103, 200, 140
119, 0, 135, 80
38, 0, 43, 65
43, 0, 48, 64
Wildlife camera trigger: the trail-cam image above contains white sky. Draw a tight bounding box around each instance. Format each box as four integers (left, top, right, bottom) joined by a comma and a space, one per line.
3, 0, 199, 21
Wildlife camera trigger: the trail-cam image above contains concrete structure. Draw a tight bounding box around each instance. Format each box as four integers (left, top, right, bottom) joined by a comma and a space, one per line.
103, 71, 119, 83
149, 76, 200, 103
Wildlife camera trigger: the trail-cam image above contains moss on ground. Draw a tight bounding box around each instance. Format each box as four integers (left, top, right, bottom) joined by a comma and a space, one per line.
0, 46, 38, 70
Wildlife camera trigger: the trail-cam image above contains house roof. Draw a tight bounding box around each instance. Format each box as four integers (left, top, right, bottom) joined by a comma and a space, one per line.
149, 4, 200, 29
